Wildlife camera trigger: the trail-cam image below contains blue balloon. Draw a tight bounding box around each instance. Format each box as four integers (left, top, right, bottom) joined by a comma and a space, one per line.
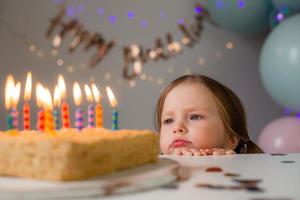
260, 14, 300, 112
272, 0, 300, 14
207, 0, 272, 35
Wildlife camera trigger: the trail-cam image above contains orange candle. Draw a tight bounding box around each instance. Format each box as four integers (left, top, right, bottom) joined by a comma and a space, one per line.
44, 88, 54, 132
23, 72, 32, 130
92, 83, 103, 128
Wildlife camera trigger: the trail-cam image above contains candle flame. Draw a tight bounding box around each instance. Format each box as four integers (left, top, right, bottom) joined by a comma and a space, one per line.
58, 74, 66, 100
53, 85, 61, 107
13, 82, 21, 109
24, 71, 32, 101
5, 75, 15, 110
91, 83, 102, 103
84, 84, 94, 103
106, 86, 118, 108
36, 83, 44, 108
43, 88, 53, 110
73, 82, 82, 106
5, 75, 21, 110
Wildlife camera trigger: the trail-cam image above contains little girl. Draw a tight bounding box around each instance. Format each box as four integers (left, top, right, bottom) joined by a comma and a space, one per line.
155, 74, 263, 156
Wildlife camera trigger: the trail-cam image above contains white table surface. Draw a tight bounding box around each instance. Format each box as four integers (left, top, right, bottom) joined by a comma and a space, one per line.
109, 153, 300, 200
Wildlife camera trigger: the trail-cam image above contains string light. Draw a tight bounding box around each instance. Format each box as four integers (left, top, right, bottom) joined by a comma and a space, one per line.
140, 74, 147, 80
57, 58, 64, 66
197, 57, 205, 65
129, 80, 136, 87
105, 73, 112, 80
67, 65, 74, 73
29, 45, 36, 52
226, 42, 234, 49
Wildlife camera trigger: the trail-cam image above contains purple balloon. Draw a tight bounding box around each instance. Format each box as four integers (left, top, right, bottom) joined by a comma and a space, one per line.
258, 116, 300, 153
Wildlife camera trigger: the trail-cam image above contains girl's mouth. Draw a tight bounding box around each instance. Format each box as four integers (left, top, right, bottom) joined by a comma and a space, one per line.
170, 139, 192, 148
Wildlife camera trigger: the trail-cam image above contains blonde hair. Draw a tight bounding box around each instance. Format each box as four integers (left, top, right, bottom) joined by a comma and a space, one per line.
155, 74, 263, 154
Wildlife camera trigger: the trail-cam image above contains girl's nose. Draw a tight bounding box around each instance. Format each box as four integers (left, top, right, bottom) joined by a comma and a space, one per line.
173, 124, 187, 134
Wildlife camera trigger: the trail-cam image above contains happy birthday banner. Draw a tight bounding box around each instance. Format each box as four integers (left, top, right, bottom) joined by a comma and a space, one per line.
45, 4, 212, 80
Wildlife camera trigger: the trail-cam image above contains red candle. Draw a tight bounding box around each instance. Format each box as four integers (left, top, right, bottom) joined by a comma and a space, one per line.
23, 102, 30, 130
57, 75, 70, 129
23, 72, 32, 130
61, 101, 70, 128
37, 109, 45, 131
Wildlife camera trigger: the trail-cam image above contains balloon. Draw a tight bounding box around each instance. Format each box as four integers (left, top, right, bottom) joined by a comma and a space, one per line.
272, 0, 300, 14
207, 0, 272, 35
258, 116, 300, 153
260, 14, 300, 112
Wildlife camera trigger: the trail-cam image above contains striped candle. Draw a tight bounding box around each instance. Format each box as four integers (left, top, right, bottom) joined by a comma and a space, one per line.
11, 108, 19, 129
37, 109, 45, 131
6, 110, 14, 130
88, 104, 95, 127
112, 109, 118, 130
75, 107, 84, 131
61, 101, 70, 128
23, 102, 30, 130
23, 72, 32, 130
53, 109, 60, 130
73, 82, 83, 131
106, 86, 119, 130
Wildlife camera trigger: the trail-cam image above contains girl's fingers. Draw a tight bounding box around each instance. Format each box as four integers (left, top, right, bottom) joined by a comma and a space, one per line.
190, 148, 201, 156
181, 149, 193, 156
225, 149, 236, 155
172, 148, 183, 155
199, 149, 208, 156
212, 149, 226, 155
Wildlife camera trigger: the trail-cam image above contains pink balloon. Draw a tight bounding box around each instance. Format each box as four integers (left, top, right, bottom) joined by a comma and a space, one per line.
258, 116, 300, 153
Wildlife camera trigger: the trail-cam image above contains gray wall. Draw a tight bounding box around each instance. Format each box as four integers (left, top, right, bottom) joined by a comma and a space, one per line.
0, 0, 283, 141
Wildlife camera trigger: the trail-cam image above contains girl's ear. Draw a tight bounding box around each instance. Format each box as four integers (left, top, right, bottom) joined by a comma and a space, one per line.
225, 135, 239, 150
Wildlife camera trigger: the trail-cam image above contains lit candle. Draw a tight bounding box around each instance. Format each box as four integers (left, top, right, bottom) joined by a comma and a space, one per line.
73, 82, 83, 131
106, 86, 118, 130
43, 88, 54, 132
23, 72, 32, 130
58, 75, 70, 129
36, 83, 45, 131
84, 84, 95, 128
53, 85, 61, 129
92, 83, 103, 128
5, 75, 21, 130
5, 75, 15, 130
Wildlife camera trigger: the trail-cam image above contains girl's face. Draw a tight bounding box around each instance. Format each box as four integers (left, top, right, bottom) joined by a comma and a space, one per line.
160, 82, 233, 154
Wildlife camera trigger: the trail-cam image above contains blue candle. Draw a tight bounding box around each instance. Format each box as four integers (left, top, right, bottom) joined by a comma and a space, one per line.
75, 107, 83, 131
53, 109, 60, 130
112, 109, 118, 130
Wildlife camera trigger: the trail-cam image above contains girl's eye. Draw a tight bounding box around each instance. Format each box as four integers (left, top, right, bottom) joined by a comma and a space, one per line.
163, 118, 174, 124
190, 114, 203, 120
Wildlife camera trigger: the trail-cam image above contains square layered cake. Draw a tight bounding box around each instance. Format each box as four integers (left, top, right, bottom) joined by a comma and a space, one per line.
0, 128, 159, 181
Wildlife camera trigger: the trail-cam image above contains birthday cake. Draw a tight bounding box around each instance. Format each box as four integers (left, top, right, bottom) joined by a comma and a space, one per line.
0, 128, 159, 181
